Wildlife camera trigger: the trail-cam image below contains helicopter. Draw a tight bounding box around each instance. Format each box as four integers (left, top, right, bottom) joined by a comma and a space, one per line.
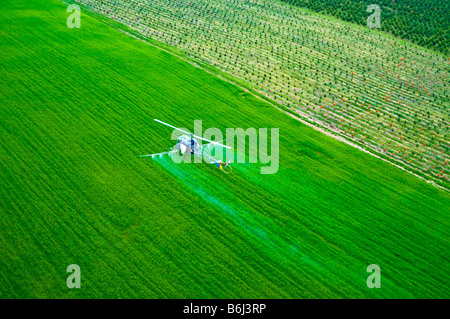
140, 119, 233, 173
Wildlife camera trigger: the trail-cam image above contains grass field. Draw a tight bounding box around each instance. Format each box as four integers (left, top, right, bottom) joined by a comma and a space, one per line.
0, 0, 449, 298
74, 0, 450, 187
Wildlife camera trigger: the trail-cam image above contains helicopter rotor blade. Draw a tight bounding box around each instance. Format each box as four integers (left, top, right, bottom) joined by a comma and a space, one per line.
154, 119, 192, 136
194, 136, 230, 149
154, 119, 231, 149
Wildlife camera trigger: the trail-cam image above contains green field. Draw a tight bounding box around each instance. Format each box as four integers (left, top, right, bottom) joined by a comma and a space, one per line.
73, 0, 450, 187
0, 0, 449, 298
282, 0, 450, 54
